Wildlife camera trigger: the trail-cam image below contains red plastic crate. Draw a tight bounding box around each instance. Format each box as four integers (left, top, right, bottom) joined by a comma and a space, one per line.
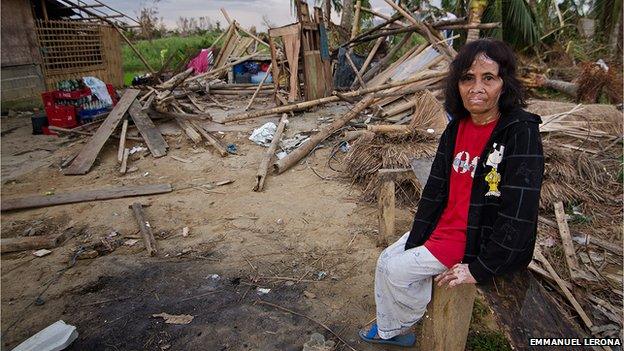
45, 105, 78, 128
41, 92, 55, 109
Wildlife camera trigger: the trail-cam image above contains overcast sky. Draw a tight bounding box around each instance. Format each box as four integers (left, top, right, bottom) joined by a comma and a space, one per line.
104, 0, 394, 31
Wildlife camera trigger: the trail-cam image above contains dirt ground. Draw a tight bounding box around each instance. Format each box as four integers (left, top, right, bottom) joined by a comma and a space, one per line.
0, 98, 432, 351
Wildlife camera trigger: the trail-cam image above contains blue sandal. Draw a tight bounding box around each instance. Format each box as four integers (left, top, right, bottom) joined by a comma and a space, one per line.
358, 323, 416, 347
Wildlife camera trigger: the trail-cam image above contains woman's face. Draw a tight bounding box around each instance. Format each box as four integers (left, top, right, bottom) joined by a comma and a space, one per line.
458, 53, 504, 116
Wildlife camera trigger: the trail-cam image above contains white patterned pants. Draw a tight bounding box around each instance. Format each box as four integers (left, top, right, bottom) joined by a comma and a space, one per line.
374, 232, 447, 339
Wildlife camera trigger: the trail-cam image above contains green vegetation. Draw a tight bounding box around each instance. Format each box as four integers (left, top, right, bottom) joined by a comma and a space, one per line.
466, 297, 512, 351
122, 31, 222, 85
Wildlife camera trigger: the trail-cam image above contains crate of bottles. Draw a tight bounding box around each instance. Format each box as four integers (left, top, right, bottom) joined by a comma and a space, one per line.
41, 79, 115, 128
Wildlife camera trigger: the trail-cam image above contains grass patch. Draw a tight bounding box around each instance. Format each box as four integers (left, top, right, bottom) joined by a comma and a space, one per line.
467, 296, 512, 351
122, 32, 223, 84
467, 330, 512, 351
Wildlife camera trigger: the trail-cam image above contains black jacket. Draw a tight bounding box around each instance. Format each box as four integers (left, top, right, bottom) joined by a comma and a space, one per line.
405, 108, 544, 283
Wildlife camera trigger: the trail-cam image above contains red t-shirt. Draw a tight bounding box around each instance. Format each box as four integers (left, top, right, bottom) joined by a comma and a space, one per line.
424, 117, 497, 268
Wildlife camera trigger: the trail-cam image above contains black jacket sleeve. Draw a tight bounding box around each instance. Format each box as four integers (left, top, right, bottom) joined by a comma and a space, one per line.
469, 121, 544, 282
405, 126, 451, 250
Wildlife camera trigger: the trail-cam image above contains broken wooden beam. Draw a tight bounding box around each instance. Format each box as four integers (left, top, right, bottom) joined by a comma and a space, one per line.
220, 71, 446, 123
533, 247, 594, 331
189, 120, 229, 157
119, 148, 129, 174
64, 89, 141, 175
553, 201, 594, 282
254, 114, 288, 192
128, 100, 168, 158
1, 184, 173, 211
538, 216, 622, 255
273, 95, 375, 174
48, 126, 143, 142
117, 119, 128, 163
130, 202, 158, 256
0, 233, 66, 254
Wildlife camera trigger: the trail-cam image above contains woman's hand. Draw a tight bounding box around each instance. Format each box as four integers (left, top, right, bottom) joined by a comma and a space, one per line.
434, 263, 477, 287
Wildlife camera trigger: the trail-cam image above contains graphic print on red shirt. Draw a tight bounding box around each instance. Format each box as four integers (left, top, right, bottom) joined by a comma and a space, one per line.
424, 117, 497, 268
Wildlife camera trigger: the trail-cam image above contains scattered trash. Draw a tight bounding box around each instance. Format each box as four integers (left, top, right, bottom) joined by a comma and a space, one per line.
339, 141, 350, 153
207, 274, 220, 280
276, 151, 288, 159
280, 134, 309, 152
12, 320, 78, 351
256, 287, 271, 295
152, 313, 194, 325
249, 122, 277, 146
44, 191, 55, 196
32, 249, 52, 257
539, 237, 557, 247
316, 271, 327, 280
171, 156, 193, 163
108, 230, 118, 237
426, 128, 435, 133
129, 146, 148, 155
182, 227, 190, 237
143, 172, 150, 177
226, 144, 238, 154
276, 218, 284, 225
303, 332, 335, 351
303, 291, 316, 299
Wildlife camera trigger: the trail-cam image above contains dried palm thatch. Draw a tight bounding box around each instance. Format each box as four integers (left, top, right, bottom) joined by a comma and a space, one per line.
576, 61, 623, 104
345, 130, 438, 207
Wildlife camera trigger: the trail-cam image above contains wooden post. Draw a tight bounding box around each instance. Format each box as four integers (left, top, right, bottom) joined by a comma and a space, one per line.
351, 0, 362, 39
117, 119, 128, 163
131, 203, 158, 256
417, 284, 476, 351
345, 52, 366, 88
254, 114, 288, 192
378, 172, 395, 247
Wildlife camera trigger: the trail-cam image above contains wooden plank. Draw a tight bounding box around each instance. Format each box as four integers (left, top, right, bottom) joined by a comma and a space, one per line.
117, 119, 128, 163
538, 216, 622, 255
64, 89, 140, 175
553, 202, 595, 282
417, 284, 476, 351
1, 184, 173, 212
131, 202, 158, 256
175, 118, 202, 144
128, 100, 168, 158
119, 148, 129, 174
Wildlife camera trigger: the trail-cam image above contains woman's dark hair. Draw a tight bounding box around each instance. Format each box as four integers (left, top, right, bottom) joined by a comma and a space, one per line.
444, 39, 526, 118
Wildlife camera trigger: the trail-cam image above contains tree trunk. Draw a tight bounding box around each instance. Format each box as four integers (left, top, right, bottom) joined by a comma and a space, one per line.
340, 0, 354, 33
466, 0, 488, 42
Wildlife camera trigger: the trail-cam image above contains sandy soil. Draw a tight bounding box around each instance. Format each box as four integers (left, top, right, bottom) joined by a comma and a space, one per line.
1, 99, 422, 351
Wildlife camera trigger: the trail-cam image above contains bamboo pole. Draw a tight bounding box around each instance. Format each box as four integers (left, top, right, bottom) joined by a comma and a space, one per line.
345, 52, 366, 88
245, 63, 273, 111
361, 6, 408, 27
367, 124, 412, 133
354, 36, 384, 87
220, 70, 446, 123
361, 33, 413, 83
382, 0, 456, 60
273, 95, 375, 174
254, 114, 288, 192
